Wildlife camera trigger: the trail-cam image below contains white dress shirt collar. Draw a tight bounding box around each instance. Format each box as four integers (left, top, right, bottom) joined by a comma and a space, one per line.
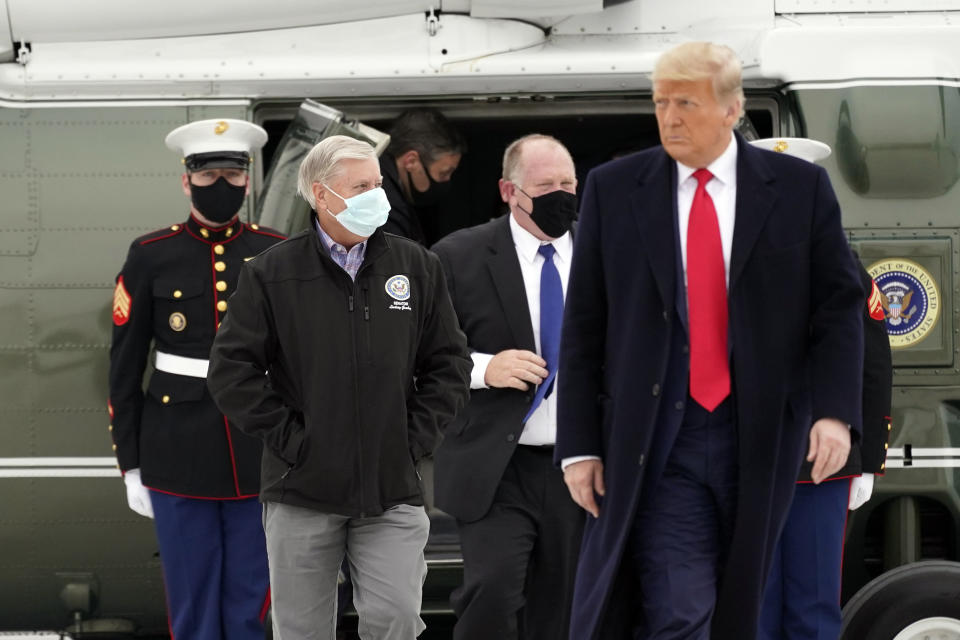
674, 132, 739, 288
675, 132, 738, 190
508, 212, 573, 266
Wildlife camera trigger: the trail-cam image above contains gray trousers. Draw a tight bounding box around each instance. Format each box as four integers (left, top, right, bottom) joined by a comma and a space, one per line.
263, 502, 430, 640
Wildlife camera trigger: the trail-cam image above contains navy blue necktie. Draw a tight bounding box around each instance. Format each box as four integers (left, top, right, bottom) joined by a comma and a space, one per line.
524, 243, 563, 423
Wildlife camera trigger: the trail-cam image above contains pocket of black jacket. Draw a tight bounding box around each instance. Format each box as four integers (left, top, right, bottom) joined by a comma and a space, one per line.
151, 278, 207, 339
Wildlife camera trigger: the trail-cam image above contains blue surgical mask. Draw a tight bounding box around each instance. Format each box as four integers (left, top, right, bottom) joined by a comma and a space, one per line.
323, 185, 391, 237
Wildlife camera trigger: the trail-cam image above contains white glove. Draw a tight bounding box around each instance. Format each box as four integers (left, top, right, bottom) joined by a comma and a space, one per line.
848, 473, 874, 510
123, 468, 154, 519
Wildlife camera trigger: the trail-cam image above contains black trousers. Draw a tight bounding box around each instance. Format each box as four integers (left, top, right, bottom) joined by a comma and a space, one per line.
452, 445, 585, 640
628, 398, 739, 640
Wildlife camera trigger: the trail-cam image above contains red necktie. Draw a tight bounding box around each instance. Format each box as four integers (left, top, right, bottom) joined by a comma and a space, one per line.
686, 169, 730, 411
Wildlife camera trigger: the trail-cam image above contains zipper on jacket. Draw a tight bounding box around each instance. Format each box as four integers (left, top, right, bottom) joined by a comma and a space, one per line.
318, 242, 371, 516
350, 279, 367, 518
279, 464, 293, 501
361, 284, 373, 374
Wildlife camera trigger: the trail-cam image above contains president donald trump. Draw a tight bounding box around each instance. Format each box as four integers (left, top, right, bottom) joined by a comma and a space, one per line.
557, 42, 864, 639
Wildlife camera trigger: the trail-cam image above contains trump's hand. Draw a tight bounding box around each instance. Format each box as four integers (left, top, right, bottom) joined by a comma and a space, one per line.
564, 459, 605, 518
484, 349, 548, 391
807, 418, 851, 484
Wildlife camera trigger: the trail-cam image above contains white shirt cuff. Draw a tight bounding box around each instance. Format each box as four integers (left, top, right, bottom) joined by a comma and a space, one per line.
561, 455, 601, 470
470, 352, 494, 390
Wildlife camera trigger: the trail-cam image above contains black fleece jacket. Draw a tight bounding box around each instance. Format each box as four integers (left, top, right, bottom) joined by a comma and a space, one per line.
208, 226, 471, 517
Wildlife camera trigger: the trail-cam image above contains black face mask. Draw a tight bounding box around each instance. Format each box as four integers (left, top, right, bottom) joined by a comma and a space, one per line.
408, 162, 453, 207
518, 188, 578, 238
190, 177, 246, 224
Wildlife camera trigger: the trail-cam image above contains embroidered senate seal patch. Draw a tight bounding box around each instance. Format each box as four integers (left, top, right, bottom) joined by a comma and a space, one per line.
385, 275, 411, 301
867, 258, 940, 349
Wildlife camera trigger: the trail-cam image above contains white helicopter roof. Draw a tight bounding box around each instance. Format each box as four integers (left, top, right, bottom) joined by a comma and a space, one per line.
0, 0, 959, 102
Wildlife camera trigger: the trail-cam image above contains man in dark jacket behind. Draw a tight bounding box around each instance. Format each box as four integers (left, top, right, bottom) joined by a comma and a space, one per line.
380, 107, 464, 245
207, 135, 471, 640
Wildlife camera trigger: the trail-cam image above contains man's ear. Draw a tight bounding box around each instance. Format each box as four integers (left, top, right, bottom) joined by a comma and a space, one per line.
724, 98, 742, 128
311, 181, 327, 212
398, 149, 421, 172
181, 173, 192, 198
498, 178, 513, 204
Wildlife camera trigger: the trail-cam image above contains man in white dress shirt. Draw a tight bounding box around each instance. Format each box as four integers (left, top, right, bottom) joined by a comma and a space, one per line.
431, 134, 585, 640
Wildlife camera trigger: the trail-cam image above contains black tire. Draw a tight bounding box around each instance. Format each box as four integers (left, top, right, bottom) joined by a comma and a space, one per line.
841, 560, 960, 640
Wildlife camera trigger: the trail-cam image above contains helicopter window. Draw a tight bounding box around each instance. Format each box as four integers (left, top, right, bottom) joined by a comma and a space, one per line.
794, 85, 960, 228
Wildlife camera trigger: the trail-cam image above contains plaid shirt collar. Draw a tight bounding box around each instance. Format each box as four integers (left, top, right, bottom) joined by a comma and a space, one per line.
314, 217, 367, 281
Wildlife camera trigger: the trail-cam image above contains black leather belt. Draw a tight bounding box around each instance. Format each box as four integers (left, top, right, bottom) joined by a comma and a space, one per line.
517, 444, 555, 453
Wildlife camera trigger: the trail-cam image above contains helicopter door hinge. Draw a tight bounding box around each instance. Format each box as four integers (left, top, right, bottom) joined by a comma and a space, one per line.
426, 7, 440, 37
15, 41, 32, 65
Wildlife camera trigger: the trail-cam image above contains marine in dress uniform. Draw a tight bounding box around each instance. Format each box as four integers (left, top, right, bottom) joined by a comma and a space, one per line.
753, 138, 894, 640
108, 119, 285, 640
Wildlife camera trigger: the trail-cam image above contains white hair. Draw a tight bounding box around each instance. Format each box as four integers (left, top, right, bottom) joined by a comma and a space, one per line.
297, 135, 377, 204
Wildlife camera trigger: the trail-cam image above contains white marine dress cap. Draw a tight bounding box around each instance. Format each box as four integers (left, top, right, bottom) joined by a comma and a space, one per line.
749, 137, 832, 164
165, 118, 268, 171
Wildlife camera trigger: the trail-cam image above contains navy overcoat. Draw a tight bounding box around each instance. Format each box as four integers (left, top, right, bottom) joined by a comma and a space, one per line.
556, 134, 865, 639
